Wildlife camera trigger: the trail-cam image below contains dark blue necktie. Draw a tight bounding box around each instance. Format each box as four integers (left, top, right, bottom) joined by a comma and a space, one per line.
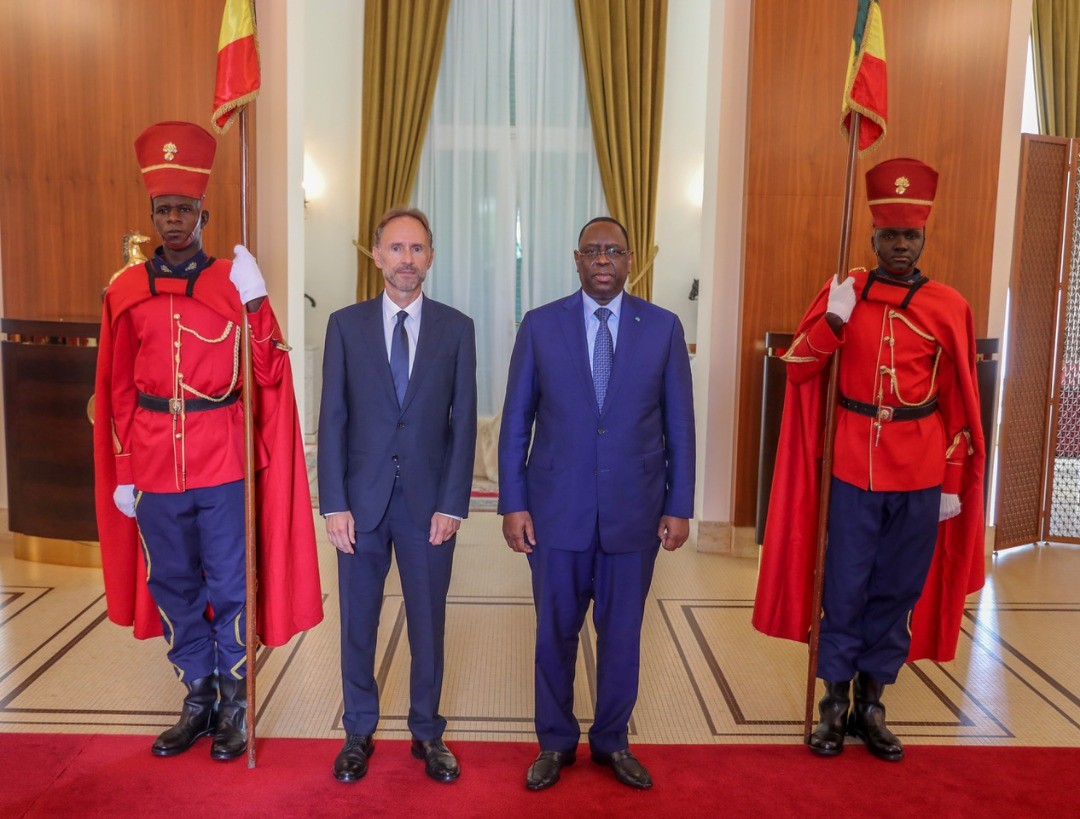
390, 309, 409, 406
593, 306, 613, 411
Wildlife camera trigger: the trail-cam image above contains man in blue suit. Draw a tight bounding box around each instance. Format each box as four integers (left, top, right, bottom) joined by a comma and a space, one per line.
318, 207, 477, 784
499, 216, 695, 791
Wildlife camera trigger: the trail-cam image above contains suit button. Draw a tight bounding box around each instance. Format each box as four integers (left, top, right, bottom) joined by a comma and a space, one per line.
397, 422, 406, 429
597, 428, 606, 435
392, 455, 399, 462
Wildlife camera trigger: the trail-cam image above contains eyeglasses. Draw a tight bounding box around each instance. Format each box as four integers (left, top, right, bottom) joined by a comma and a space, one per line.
577, 247, 630, 259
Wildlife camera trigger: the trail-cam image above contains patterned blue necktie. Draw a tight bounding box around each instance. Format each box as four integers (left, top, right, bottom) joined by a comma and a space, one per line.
390, 309, 409, 406
593, 306, 613, 411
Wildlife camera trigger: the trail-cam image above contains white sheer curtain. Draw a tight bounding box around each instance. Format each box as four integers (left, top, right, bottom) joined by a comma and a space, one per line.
514, 1, 606, 311
415, 0, 605, 416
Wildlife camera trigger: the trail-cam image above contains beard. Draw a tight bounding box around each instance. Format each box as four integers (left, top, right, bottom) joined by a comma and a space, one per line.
385, 265, 426, 292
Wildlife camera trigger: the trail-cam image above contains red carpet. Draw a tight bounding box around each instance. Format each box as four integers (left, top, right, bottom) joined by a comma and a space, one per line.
1, 735, 1075, 817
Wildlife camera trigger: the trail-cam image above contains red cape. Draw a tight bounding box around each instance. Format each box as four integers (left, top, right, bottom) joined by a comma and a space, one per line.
93, 261, 323, 647
752, 271, 985, 662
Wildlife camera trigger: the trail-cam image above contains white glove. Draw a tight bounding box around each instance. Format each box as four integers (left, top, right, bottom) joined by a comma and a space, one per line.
230, 244, 268, 304
827, 275, 857, 323
113, 484, 136, 518
939, 493, 961, 522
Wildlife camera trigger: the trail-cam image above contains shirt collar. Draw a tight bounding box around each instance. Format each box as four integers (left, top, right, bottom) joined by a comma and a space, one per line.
150, 247, 211, 277
874, 265, 924, 285
383, 290, 424, 321
582, 289, 623, 319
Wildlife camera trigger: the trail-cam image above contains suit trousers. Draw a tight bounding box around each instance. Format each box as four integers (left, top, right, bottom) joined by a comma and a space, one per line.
135, 480, 247, 682
337, 480, 455, 739
527, 526, 659, 755
817, 476, 941, 684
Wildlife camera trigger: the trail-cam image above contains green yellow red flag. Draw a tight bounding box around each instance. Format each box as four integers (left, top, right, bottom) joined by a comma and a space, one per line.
841, 0, 887, 153
212, 0, 260, 135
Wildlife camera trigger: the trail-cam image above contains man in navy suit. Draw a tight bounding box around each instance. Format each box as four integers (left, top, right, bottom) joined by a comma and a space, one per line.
499, 217, 695, 791
318, 207, 477, 784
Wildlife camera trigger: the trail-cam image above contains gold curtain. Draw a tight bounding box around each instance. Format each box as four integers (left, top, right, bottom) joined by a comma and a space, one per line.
355, 0, 451, 301
574, 0, 667, 301
1031, 0, 1080, 137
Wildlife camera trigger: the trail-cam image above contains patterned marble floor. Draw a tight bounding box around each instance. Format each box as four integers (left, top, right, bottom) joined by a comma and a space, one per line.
1, 509, 1078, 748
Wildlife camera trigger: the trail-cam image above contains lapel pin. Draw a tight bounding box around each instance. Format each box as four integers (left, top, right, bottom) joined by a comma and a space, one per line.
634, 316, 641, 322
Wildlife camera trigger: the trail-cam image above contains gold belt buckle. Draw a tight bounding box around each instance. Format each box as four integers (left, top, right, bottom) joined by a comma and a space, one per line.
169, 397, 183, 415
877, 406, 894, 423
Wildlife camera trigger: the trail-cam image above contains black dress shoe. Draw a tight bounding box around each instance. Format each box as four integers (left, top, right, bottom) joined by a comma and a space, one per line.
152, 676, 218, 757
591, 748, 653, 789
334, 734, 375, 782
808, 679, 850, 757
411, 737, 460, 782
525, 749, 576, 791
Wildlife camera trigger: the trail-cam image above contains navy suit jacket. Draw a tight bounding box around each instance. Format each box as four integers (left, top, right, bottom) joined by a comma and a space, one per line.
498, 290, 695, 552
318, 295, 477, 533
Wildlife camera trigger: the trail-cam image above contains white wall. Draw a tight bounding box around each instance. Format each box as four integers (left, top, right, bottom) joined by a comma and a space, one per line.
256, 0, 307, 421
653, 0, 711, 342
302, 0, 365, 432
693, 0, 750, 547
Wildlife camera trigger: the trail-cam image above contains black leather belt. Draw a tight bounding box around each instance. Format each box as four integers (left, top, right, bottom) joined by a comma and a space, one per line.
137, 391, 241, 415
839, 394, 938, 422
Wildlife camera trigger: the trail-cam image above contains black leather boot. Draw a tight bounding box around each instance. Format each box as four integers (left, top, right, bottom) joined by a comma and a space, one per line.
847, 672, 903, 761
807, 679, 850, 756
152, 676, 218, 757
211, 675, 248, 761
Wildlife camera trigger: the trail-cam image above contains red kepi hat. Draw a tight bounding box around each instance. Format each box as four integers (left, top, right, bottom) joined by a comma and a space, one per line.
865, 157, 938, 229
134, 121, 217, 199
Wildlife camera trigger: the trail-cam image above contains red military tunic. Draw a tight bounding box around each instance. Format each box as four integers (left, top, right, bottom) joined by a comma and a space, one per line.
753, 267, 986, 662
94, 254, 324, 646
108, 263, 279, 492
782, 267, 974, 493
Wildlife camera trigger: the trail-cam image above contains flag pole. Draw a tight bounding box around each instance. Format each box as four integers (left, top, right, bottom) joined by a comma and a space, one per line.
239, 106, 258, 769
803, 110, 862, 741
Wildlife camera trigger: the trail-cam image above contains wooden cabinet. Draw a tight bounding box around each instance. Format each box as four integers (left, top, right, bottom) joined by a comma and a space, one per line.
2, 319, 99, 554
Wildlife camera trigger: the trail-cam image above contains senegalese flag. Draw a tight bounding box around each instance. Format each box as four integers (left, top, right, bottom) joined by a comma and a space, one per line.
212, 0, 260, 135
841, 0, 887, 153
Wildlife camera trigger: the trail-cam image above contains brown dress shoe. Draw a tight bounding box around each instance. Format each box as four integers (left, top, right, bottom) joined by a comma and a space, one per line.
526, 749, 576, 791
334, 734, 375, 782
591, 748, 653, 789
411, 737, 460, 782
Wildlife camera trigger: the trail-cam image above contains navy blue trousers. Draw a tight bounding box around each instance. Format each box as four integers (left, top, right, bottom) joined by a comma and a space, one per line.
337, 481, 455, 740
817, 477, 941, 684
135, 480, 246, 682
527, 527, 658, 755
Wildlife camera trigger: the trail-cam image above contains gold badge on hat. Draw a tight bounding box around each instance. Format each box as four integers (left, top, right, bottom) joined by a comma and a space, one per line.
163, 142, 178, 161
894, 176, 910, 195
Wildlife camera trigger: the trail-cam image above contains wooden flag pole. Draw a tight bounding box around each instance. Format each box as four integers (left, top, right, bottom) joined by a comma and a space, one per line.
803, 110, 862, 741
239, 107, 258, 769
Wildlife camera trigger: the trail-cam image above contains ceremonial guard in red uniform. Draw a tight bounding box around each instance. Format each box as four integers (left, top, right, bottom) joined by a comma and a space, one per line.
93, 122, 323, 760
753, 158, 985, 761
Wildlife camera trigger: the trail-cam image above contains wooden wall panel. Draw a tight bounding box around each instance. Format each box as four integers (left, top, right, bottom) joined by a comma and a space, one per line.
733, 0, 1013, 526
0, 0, 242, 321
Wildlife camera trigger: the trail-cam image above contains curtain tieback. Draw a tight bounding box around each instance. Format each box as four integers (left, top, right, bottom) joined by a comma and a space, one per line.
627, 244, 659, 291
352, 240, 375, 261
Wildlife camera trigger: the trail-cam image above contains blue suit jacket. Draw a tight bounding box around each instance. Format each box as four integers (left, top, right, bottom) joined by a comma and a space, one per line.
318, 295, 477, 533
498, 290, 695, 552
